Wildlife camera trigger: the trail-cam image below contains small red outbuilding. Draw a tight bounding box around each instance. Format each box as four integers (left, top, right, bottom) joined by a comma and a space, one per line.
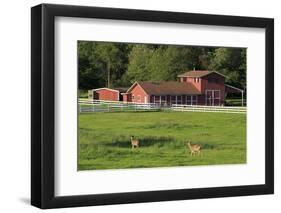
88, 88, 127, 101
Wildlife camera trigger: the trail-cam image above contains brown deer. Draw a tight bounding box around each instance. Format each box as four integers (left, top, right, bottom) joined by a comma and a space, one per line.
131, 136, 140, 149
187, 141, 202, 156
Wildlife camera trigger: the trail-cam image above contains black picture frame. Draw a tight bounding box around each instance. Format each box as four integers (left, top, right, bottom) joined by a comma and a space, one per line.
31, 3, 274, 209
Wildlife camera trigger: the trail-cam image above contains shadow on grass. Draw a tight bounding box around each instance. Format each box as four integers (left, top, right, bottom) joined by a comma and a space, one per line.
102, 135, 218, 150
142, 122, 203, 130
107, 135, 176, 148
199, 143, 216, 149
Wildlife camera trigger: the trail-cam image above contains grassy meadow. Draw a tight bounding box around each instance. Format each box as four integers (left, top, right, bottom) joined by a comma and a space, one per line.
78, 111, 246, 170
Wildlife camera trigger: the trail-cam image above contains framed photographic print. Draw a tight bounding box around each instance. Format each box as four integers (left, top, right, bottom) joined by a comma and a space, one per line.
31, 3, 274, 209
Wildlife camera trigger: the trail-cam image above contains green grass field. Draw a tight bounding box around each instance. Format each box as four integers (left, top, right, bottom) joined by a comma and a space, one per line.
78, 111, 246, 170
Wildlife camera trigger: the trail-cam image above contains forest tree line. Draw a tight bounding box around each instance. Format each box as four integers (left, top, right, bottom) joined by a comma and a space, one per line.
78, 41, 246, 91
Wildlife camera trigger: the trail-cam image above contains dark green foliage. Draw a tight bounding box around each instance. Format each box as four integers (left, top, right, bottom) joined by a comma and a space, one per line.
78, 41, 246, 90
78, 41, 131, 89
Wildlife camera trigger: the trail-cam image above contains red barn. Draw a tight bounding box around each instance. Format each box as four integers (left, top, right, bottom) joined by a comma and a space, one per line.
122, 81, 201, 106
122, 70, 242, 106
88, 88, 127, 101
178, 70, 226, 106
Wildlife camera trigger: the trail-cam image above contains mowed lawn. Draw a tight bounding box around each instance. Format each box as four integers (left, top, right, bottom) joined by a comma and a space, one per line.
78, 111, 246, 170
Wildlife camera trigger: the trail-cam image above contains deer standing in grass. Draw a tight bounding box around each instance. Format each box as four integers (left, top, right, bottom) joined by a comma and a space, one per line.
187, 141, 202, 156
131, 136, 140, 149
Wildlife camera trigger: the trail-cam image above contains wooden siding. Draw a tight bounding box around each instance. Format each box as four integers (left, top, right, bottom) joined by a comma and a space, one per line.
94, 89, 119, 101
129, 84, 149, 103
201, 73, 225, 105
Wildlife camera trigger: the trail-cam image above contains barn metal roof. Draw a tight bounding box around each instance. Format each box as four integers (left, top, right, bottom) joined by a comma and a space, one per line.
225, 84, 243, 93
132, 81, 201, 95
177, 70, 226, 78
91, 87, 128, 93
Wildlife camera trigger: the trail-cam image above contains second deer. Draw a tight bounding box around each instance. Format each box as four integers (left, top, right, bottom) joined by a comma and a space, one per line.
187, 141, 202, 156
131, 136, 140, 149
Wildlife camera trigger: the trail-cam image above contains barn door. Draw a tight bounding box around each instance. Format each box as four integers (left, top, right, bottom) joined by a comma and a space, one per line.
205, 90, 220, 106
93, 91, 99, 100
206, 90, 213, 106
213, 90, 220, 106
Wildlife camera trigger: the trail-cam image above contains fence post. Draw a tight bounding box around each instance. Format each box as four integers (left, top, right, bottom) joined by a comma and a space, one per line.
241, 90, 244, 107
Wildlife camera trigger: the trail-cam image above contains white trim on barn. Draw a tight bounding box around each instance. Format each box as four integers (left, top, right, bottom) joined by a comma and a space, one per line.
209, 71, 227, 78
89, 87, 121, 101
225, 84, 244, 92
178, 70, 227, 79
125, 81, 150, 96
92, 88, 120, 93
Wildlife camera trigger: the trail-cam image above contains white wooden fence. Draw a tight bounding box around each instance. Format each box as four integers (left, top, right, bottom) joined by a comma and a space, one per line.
79, 99, 159, 113
171, 104, 246, 114
79, 99, 246, 114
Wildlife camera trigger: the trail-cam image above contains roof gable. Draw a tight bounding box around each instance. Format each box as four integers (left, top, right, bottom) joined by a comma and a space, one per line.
92, 87, 129, 93
178, 70, 225, 78
92, 88, 120, 93
126, 82, 149, 95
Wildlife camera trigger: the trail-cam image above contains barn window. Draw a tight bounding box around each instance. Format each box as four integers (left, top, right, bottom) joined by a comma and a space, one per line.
132, 94, 135, 100
171, 96, 176, 105
151, 95, 154, 103
177, 95, 182, 105
186, 95, 191, 105
192, 96, 197, 105
154, 96, 160, 105
160, 96, 166, 105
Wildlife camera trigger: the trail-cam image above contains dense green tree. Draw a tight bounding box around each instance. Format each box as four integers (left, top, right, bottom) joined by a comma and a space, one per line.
210, 48, 246, 89
78, 41, 106, 89
125, 46, 213, 82
124, 45, 154, 84
78, 41, 130, 89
